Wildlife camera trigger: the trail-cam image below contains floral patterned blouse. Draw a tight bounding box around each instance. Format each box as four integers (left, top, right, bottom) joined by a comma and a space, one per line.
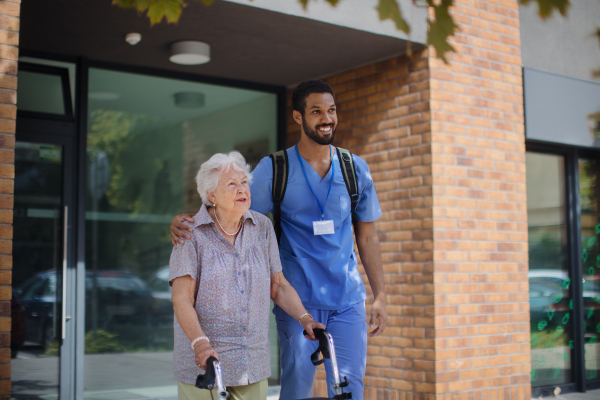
168, 204, 282, 386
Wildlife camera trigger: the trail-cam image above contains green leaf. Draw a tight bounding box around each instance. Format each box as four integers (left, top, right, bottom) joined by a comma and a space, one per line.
376, 0, 409, 33
299, 0, 309, 9
131, 0, 153, 11
113, 0, 216, 25
426, 0, 458, 63
519, 0, 569, 20
325, 0, 341, 5
146, 0, 184, 25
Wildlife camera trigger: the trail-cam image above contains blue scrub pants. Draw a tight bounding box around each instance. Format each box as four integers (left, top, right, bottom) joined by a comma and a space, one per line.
274, 302, 367, 400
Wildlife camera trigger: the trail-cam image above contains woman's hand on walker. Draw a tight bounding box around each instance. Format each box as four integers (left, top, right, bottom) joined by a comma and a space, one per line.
301, 318, 326, 341
170, 213, 195, 247
194, 341, 219, 370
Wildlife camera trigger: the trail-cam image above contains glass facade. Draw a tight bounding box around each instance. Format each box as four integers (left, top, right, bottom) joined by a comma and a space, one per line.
526, 152, 572, 387
83, 68, 279, 396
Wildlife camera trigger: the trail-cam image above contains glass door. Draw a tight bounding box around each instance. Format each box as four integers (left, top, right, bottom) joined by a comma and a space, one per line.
579, 157, 600, 383
11, 133, 76, 400
527, 146, 600, 395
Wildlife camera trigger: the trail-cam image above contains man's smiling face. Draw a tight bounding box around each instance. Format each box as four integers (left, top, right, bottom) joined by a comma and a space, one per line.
300, 92, 337, 146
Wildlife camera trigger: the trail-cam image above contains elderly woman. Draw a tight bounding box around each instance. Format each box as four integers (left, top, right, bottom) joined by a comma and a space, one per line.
170, 151, 323, 400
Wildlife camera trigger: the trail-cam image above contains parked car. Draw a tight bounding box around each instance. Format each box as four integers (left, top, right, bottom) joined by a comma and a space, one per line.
15, 270, 156, 348
11, 290, 26, 358
529, 269, 600, 332
84, 270, 155, 330
146, 265, 173, 324
15, 271, 58, 347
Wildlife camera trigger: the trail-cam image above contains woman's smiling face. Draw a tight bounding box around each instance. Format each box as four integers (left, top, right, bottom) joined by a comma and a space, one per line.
209, 168, 251, 216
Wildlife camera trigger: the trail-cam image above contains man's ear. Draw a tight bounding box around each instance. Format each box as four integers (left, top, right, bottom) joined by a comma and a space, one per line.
292, 110, 302, 125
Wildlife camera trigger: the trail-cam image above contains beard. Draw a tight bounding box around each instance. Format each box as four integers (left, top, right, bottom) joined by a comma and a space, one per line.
301, 114, 336, 145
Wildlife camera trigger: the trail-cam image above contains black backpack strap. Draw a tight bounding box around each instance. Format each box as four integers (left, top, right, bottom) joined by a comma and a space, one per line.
269, 150, 289, 245
336, 147, 359, 220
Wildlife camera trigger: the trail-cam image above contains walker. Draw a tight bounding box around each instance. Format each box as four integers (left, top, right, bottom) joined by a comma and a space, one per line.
195, 328, 352, 400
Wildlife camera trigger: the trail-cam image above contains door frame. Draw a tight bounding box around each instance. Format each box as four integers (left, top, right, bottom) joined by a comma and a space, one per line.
16, 118, 78, 400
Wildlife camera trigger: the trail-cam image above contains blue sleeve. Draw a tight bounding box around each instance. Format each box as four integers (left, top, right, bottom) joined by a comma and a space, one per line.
249, 156, 274, 215
353, 156, 382, 223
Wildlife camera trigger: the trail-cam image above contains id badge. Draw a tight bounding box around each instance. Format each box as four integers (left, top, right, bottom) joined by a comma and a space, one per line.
313, 220, 335, 235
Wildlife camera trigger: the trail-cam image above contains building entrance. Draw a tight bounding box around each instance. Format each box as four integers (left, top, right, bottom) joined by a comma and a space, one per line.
12, 131, 77, 400
11, 57, 283, 400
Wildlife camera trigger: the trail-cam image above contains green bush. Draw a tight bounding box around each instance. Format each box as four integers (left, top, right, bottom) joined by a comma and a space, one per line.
85, 329, 124, 354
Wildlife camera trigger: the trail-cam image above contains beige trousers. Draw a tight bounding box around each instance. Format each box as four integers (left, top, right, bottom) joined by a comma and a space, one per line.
177, 380, 268, 400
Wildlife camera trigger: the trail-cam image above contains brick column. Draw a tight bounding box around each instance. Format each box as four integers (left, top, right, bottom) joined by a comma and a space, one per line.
0, 0, 18, 397
429, 0, 529, 399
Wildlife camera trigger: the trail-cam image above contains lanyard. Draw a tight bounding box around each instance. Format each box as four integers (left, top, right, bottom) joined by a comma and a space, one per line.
295, 144, 335, 220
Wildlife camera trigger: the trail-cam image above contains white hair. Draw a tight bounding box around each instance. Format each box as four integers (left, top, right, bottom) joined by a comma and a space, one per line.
196, 151, 253, 206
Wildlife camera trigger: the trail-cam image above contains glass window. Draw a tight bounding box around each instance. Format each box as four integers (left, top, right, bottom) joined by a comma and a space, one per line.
579, 157, 600, 382
17, 69, 68, 115
526, 152, 572, 387
85, 68, 278, 397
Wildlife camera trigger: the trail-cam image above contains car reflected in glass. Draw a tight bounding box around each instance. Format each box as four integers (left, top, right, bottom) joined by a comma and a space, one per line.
147, 265, 172, 322
15, 270, 164, 349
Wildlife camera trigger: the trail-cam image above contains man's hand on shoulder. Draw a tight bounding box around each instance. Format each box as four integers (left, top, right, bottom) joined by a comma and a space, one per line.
170, 213, 195, 247
368, 293, 387, 337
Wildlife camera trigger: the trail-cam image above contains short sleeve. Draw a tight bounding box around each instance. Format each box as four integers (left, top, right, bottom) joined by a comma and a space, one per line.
354, 156, 383, 223
265, 220, 282, 276
168, 227, 199, 286
249, 156, 274, 215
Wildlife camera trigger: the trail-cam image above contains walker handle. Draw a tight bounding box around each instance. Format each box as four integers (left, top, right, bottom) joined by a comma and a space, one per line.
195, 356, 218, 390
303, 328, 330, 365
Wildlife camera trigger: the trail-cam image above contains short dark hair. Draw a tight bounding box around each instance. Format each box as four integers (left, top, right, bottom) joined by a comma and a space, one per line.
292, 80, 335, 114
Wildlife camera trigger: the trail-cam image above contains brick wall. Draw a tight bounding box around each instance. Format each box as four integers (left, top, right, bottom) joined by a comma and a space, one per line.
286, 1, 529, 399
428, 0, 529, 398
0, 0, 18, 397
287, 49, 437, 400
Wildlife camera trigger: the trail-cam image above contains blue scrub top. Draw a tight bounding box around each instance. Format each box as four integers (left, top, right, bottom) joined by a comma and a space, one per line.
250, 146, 382, 310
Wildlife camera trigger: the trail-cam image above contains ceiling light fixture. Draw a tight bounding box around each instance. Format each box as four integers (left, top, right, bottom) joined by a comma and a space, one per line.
169, 41, 211, 65
174, 92, 205, 109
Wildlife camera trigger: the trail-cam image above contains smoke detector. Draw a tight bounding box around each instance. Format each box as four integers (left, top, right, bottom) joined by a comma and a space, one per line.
125, 33, 142, 46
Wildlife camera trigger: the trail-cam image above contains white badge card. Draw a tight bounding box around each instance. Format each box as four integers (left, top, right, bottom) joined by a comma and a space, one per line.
313, 220, 335, 235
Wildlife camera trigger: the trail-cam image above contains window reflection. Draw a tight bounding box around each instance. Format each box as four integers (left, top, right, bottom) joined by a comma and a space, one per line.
579, 157, 600, 381
85, 68, 279, 396
11, 142, 64, 399
526, 152, 572, 387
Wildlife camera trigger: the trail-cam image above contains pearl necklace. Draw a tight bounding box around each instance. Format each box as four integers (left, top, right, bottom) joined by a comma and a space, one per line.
214, 207, 243, 236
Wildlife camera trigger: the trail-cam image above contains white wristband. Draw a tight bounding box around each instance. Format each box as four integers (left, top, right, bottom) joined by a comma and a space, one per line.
191, 336, 210, 350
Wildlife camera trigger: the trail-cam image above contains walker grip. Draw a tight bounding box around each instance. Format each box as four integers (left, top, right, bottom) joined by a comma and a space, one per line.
195, 356, 218, 390
303, 328, 330, 366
